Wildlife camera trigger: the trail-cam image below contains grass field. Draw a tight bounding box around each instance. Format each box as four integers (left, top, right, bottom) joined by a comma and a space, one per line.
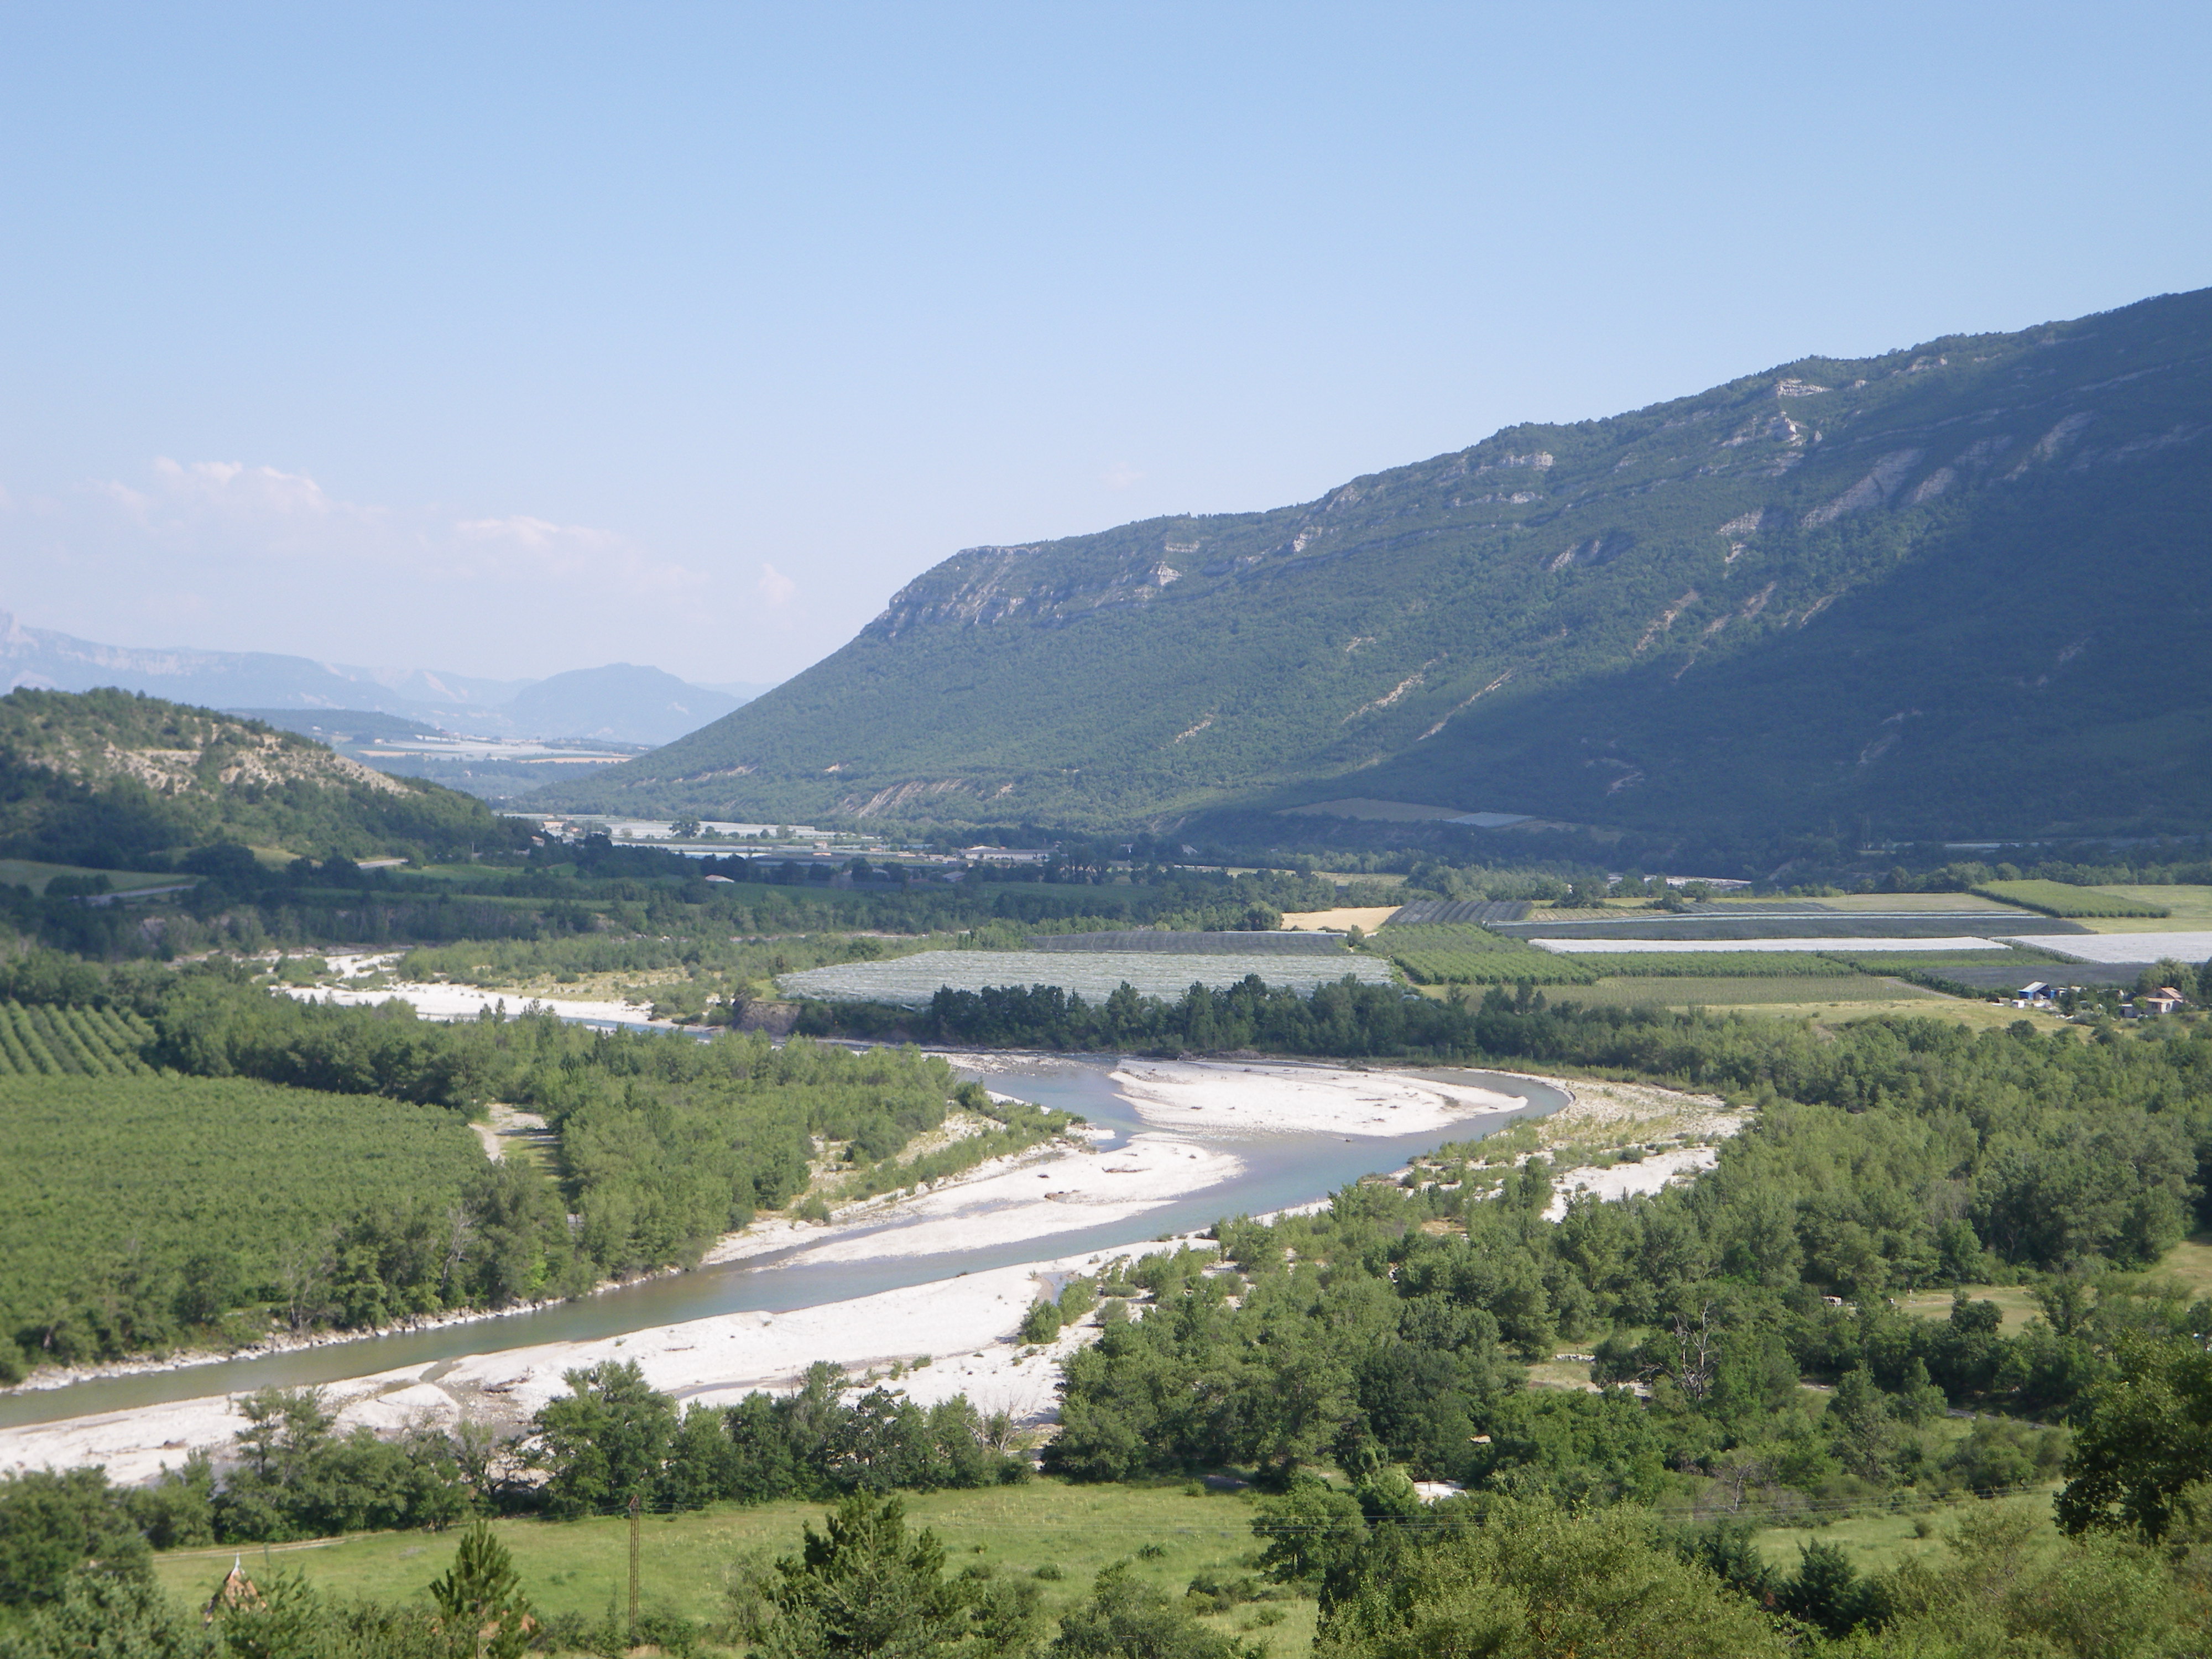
1974, 880, 2172, 919
144, 1457, 2069, 1645
1891, 1235, 2212, 1334
153, 1481, 1316, 1651
2137, 1233, 2212, 1301
0, 858, 195, 895
2073, 885, 2212, 933
1891, 1284, 2045, 1334
1412, 980, 2077, 1034
1749, 1497, 2060, 1577
1878, 1000, 2078, 1033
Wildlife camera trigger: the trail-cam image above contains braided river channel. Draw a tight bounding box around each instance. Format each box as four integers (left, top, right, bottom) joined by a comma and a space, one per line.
0, 1054, 1569, 1430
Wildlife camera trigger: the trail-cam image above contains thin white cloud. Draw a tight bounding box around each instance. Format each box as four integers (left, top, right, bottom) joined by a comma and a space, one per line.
757, 562, 797, 607
1103, 461, 1144, 490
0, 457, 742, 680
153, 457, 336, 515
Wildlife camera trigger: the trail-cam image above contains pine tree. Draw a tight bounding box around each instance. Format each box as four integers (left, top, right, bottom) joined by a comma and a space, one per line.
428, 1522, 533, 1659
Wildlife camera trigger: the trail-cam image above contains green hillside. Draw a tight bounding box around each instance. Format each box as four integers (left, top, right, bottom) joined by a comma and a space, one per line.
560, 286, 2212, 838
0, 687, 509, 864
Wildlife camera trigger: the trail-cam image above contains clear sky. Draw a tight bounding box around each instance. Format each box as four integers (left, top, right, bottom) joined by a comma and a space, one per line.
2, 1, 2206, 687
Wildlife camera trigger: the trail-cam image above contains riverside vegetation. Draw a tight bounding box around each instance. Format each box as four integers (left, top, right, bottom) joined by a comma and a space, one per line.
0, 956, 1069, 1377
6, 982, 2212, 1650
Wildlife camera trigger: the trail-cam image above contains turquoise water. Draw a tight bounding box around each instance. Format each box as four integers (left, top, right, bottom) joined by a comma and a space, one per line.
0, 1057, 1566, 1428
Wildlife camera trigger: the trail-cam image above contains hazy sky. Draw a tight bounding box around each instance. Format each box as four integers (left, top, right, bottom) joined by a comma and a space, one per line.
3, 2, 2206, 686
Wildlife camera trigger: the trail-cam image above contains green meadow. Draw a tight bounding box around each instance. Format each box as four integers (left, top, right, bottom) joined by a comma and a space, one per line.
154, 1480, 1320, 1654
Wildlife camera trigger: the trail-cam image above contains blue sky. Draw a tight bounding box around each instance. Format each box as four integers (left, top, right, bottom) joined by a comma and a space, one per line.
2, 2, 2206, 685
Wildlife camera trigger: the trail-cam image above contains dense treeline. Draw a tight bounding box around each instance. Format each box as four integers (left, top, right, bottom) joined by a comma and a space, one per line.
1021, 1000, 2212, 1510
871, 978, 2212, 1237
0, 958, 1070, 1376
825, 975, 1488, 1054
1284, 1487, 2205, 1656
1, 1360, 1029, 1576
536, 1360, 1029, 1517
1047, 1202, 2136, 1508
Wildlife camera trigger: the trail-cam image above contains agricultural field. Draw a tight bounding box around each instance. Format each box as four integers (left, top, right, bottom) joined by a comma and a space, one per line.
1503, 910, 2078, 941
776, 949, 1393, 1007
1385, 899, 1533, 925
2065, 884, 2212, 933
1590, 952, 1917, 978
0, 1079, 489, 1363
1028, 930, 1349, 955
153, 1480, 1314, 1651
1815, 947, 2098, 993
0, 999, 155, 1074
1532, 937, 2033, 957
1973, 879, 2172, 919
1818, 948, 2067, 972
0, 858, 194, 896
1773, 893, 2031, 914
1278, 905, 1402, 932
1367, 923, 1592, 985
0, 1073, 486, 1357
2004, 931, 2212, 967
1364, 920, 2074, 995
1547, 975, 1945, 1009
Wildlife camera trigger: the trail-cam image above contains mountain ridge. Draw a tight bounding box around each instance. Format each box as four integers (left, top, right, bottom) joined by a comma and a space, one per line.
0, 687, 510, 863
551, 285, 2212, 839
0, 616, 759, 745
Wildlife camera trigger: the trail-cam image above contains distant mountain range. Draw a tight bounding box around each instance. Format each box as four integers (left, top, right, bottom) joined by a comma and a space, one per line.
551, 286, 2212, 842
0, 614, 770, 747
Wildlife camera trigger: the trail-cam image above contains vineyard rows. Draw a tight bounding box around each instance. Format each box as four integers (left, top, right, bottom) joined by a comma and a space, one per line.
1369, 923, 1595, 985
0, 999, 154, 1076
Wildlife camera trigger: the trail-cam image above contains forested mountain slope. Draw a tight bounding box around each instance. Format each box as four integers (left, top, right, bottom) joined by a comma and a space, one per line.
564, 287, 2212, 838
0, 688, 510, 863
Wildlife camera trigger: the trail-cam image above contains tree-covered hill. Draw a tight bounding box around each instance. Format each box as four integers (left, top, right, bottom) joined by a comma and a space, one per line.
0, 688, 512, 864
557, 285, 2212, 839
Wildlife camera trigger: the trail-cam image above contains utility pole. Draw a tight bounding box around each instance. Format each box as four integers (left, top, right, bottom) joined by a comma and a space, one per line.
628, 1494, 641, 1640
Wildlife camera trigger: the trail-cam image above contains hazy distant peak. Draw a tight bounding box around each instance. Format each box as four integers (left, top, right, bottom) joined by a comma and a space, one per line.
0, 616, 766, 747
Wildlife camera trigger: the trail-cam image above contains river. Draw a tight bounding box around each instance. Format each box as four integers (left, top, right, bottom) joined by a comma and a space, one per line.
0, 1055, 1568, 1430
